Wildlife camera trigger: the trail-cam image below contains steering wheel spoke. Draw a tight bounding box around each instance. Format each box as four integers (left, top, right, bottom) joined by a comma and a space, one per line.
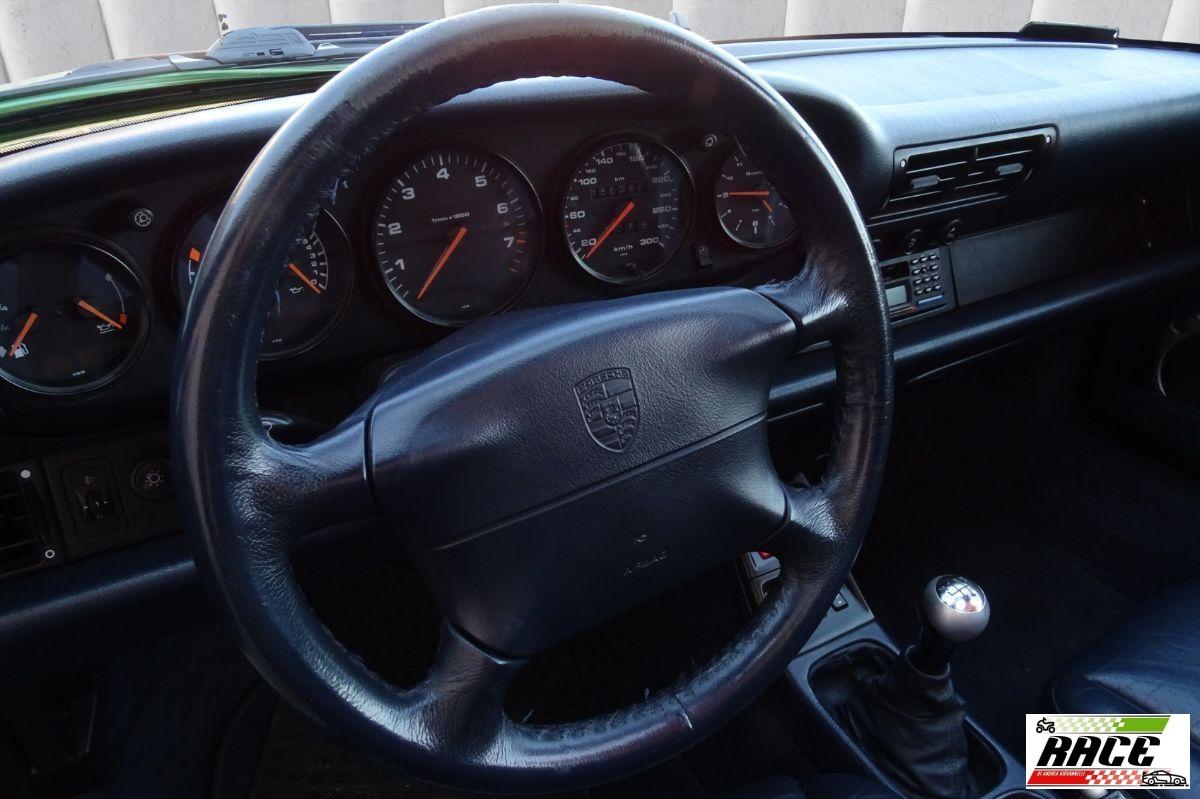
239, 410, 375, 546
406, 623, 525, 756
763, 483, 845, 558
758, 258, 852, 350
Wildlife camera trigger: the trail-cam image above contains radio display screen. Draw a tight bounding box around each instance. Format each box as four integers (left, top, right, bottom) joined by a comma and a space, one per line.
885, 283, 910, 309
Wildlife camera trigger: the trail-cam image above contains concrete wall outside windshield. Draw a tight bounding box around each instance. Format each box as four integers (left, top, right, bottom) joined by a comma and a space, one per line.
0, 0, 1194, 85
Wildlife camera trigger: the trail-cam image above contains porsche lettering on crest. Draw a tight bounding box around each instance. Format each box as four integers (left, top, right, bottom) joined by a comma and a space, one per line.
574, 368, 640, 452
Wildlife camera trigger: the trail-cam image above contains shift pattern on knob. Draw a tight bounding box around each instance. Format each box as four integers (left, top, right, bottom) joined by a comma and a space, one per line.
935, 576, 986, 613
921, 575, 990, 643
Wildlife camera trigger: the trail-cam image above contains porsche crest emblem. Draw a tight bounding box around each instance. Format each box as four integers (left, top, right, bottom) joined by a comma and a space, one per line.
574, 368, 639, 452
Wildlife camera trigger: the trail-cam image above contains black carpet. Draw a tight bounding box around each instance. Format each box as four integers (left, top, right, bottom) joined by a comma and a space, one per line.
914, 416, 1200, 603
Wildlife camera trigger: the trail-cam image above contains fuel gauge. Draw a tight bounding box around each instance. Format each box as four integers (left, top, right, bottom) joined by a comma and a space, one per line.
0, 241, 149, 395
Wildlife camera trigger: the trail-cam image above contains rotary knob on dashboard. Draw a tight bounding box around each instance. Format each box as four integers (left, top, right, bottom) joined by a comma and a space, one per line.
131, 458, 173, 500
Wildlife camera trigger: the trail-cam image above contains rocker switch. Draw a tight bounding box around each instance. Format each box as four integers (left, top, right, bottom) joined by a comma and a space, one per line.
63, 460, 126, 542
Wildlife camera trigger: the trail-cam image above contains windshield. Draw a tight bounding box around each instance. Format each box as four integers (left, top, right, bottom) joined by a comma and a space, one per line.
0, 0, 1196, 87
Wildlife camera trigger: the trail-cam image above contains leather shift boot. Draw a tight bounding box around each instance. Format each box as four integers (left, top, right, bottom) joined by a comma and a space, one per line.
843, 647, 970, 799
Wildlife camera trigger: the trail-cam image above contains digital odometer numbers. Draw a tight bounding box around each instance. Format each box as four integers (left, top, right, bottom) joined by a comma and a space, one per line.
562, 140, 691, 284
714, 149, 798, 249
373, 150, 540, 325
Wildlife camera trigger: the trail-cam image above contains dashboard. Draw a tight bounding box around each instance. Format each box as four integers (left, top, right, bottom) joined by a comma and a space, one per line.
2, 34, 1200, 625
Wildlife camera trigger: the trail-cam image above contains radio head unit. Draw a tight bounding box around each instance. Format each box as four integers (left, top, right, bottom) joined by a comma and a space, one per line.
877, 247, 955, 322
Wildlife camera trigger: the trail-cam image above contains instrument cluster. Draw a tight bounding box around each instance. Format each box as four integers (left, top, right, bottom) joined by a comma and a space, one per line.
367, 136, 798, 327
0, 131, 800, 398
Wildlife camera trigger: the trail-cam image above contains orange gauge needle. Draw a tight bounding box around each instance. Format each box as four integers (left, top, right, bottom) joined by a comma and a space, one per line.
728, 190, 771, 197
761, 198, 775, 214
76, 299, 124, 330
417, 226, 468, 301
286, 262, 322, 295
8, 311, 37, 357
585, 200, 635, 261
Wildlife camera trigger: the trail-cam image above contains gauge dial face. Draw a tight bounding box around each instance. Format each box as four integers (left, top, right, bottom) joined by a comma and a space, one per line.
174, 205, 352, 359
714, 149, 798, 248
372, 150, 541, 326
0, 242, 148, 394
561, 140, 691, 284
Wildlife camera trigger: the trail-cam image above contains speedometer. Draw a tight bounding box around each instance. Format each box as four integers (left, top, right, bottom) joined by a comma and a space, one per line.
561, 140, 691, 284
372, 150, 541, 326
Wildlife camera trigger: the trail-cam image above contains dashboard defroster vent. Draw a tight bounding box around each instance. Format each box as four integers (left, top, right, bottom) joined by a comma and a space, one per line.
880, 128, 1055, 219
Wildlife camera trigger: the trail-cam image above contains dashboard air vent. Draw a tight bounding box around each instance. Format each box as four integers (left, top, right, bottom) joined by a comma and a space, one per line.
0, 464, 54, 578
880, 128, 1055, 219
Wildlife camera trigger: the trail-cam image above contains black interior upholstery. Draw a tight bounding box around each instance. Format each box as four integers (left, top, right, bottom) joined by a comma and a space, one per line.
1052, 581, 1200, 795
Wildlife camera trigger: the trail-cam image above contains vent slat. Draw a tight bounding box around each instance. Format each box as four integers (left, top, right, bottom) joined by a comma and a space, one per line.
891, 189, 944, 204
956, 177, 1008, 191
906, 159, 969, 175
976, 148, 1034, 161
0, 539, 36, 556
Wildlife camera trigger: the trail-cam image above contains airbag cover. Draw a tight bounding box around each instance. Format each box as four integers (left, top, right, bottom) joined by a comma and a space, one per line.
368, 287, 795, 546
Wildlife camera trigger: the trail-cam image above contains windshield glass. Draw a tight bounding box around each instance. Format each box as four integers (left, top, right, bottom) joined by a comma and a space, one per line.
0, 0, 1195, 87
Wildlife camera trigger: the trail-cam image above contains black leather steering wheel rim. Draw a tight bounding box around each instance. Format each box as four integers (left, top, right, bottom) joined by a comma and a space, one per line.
172, 5, 893, 793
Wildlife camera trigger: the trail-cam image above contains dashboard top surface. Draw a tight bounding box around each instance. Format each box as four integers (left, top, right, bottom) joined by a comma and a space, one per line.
745, 38, 1200, 104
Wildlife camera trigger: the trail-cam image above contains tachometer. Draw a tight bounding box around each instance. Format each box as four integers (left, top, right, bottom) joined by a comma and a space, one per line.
372, 149, 541, 325
561, 140, 691, 284
174, 205, 352, 359
713, 149, 797, 248
0, 241, 148, 394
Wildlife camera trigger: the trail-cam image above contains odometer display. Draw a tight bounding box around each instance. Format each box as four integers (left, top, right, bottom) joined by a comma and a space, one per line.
372, 150, 540, 325
561, 140, 691, 284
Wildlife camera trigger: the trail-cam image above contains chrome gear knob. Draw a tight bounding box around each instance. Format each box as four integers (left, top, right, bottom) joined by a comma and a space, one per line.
909, 575, 990, 673
921, 575, 991, 643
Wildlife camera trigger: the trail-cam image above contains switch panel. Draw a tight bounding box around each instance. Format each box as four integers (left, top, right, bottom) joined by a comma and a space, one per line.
62, 460, 126, 543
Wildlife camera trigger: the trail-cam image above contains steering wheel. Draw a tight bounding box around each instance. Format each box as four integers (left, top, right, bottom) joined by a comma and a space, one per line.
172, 4, 892, 793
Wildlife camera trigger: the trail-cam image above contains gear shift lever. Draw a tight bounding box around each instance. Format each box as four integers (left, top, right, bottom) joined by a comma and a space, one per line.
844, 575, 991, 799
911, 575, 991, 673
